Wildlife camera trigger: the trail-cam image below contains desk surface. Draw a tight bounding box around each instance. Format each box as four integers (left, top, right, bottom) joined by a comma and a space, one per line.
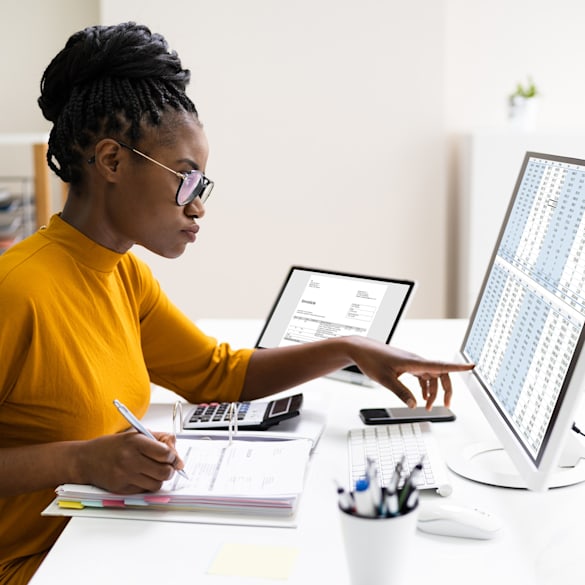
30, 319, 585, 585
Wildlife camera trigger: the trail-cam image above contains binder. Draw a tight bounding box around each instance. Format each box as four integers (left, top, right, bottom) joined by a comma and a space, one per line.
44, 435, 313, 528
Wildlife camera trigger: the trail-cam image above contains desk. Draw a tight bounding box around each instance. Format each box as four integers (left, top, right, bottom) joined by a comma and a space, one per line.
30, 319, 585, 585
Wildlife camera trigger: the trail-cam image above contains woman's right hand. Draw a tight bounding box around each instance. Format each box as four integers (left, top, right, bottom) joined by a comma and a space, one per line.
77, 430, 184, 494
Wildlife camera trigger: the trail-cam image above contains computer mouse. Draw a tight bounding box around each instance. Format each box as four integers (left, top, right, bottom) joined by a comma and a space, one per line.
417, 501, 502, 540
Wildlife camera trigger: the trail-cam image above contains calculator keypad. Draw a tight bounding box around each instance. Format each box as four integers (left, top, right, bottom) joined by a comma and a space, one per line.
182, 393, 302, 430
187, 402, 251, 424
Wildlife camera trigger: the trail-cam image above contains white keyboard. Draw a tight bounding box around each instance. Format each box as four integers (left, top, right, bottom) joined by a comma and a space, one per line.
348, 422, 452, 495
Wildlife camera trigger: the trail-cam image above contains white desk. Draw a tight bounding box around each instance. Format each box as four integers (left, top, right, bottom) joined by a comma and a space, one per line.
30, 319, 585, 585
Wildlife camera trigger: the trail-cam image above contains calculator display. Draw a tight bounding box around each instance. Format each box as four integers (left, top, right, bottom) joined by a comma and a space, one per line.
269, 397, 291, 416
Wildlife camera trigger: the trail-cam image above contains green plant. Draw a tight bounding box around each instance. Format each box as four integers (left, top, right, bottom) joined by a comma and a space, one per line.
510, 77, 539, 101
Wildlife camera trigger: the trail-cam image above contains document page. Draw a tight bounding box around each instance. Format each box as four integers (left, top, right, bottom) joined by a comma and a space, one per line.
55, 438, 312, 505
279, 273, 387, 346
168, 438, 312, 495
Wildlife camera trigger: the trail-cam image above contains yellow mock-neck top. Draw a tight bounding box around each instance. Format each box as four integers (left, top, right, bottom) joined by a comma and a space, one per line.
0, 214, 253, 582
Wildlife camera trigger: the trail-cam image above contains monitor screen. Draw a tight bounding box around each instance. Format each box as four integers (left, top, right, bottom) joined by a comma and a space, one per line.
458, 152, 585, 491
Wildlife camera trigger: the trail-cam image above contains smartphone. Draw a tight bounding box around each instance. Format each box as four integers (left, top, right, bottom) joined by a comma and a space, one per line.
359, 406, 455, 425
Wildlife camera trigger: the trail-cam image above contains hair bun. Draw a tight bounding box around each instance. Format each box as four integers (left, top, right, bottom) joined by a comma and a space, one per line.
38, 22, 189, 123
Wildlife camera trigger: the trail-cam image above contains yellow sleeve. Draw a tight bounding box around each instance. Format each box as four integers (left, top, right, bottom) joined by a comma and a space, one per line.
132, 257, 254, 403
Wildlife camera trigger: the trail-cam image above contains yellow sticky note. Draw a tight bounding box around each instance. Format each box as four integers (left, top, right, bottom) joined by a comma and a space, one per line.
207, 542, 299, 580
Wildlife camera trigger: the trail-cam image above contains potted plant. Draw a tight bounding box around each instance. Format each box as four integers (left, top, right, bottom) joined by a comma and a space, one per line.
508, 77, 540, 130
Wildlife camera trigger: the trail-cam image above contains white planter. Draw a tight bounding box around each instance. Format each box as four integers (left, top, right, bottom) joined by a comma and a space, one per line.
508, 96, 539, 131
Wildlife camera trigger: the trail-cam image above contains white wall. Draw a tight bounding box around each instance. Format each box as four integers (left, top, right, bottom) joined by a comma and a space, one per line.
0, 1, 99, 210
444, 0, 585, 315
444, 0, 585, 133
5, 1, 585, 322
101, 0, 446, 322
1, 2, 99, 135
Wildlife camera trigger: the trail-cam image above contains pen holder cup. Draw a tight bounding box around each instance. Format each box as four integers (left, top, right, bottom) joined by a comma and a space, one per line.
339, 502, 419, 585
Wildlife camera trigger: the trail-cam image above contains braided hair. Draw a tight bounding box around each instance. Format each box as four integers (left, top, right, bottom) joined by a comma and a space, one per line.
38, 22, 198, 184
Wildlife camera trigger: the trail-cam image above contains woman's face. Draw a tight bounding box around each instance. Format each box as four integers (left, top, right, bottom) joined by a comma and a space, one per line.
103, 112, 210, 258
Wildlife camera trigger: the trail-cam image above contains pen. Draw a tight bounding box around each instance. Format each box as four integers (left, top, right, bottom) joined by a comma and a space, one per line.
353, 477, 377, 517
113, 399, 189, 479
403, 487, 419, 512
398, 460, 423, 511
366, 457, 383, 512
385, 487, 400, 517
335, 481, 355, 513
378, 486, 388, 516
389, 455, 405, 493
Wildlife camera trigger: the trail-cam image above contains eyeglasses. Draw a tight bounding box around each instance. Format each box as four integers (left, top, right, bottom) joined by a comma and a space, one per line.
90, 140, 214, 206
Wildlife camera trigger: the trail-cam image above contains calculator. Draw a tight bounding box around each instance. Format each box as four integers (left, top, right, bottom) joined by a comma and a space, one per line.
182, 393, 304, 430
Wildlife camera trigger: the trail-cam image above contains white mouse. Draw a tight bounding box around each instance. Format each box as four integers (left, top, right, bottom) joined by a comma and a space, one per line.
417, 501, 502, 540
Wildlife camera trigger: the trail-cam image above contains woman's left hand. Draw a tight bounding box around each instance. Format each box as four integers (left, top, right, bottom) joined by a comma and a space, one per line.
346, 336, 475, 409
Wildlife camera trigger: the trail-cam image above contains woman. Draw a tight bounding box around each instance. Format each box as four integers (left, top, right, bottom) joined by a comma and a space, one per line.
0, 22, 472, 584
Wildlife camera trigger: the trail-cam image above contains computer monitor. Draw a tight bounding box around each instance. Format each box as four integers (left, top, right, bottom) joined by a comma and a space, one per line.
453, 152, 585, 491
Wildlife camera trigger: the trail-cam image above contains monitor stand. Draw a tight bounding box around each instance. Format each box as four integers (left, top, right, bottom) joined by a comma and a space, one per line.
447, 431, 585, 489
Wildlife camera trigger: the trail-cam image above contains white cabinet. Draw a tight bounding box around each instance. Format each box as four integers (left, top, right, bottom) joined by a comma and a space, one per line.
456, 129, 585, 317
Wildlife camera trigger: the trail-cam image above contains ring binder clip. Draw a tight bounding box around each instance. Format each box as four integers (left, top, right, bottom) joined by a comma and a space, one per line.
173, 401, 183, 436
228, 402, 240, 445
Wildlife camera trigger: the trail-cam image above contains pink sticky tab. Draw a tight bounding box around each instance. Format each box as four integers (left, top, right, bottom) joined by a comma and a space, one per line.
143, 496, 171, 504
103, 499, 126, 508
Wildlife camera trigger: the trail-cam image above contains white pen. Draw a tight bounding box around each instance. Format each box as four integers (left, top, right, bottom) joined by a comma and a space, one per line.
385, 487, 399, 517
113, 399, 189, 479
366, 457, 382, 512
353, 477, 377, 517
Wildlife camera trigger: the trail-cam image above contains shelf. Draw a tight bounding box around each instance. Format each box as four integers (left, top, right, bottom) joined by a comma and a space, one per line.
0, 133, 68, 228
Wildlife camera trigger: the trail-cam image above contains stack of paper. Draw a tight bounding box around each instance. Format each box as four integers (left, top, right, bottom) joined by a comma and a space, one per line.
54, 437, 312, 517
